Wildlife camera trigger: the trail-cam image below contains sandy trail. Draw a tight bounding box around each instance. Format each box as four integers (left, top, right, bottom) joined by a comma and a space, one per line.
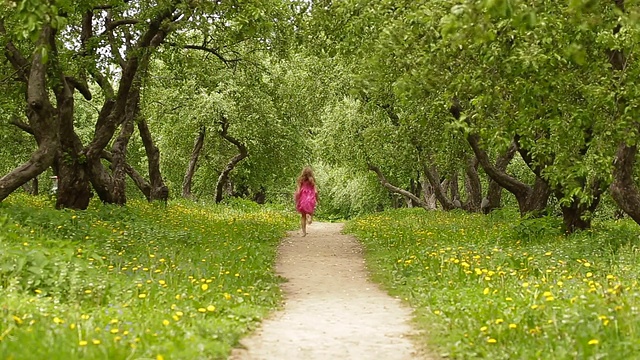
229, 222, 428, 360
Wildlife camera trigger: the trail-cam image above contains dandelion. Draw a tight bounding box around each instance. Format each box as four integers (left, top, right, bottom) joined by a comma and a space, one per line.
495, 319, 504, 324
201, 284, 209, 291
480, 326, 488, 332
53, 317, 65, 325
483, 287, 490, 295
509, 324, 517, 329
138, 293, 147, 299
487, 338, 497, 343
207, 305, 216, 312
79, 340, 88, 346
433, 310, 441, 315
522, 282, 529, 288
92, 339, 101, 345
162, 320, 170, 326
110, 329, 119, 334
198, 308, 207, 313
588, 339, 599, 345
12, 316, 23, 325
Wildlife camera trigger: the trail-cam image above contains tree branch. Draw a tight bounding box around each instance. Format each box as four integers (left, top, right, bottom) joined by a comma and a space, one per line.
368, 163, 431, 210
168, 43, 242, 64
101, 150, 152, 200
105, 12, 126, 68
105, 19, 141, 32
0, 19, 29, 81
10, 117, 34, 135
218, 116, 247, 152
65, 76, 92, 100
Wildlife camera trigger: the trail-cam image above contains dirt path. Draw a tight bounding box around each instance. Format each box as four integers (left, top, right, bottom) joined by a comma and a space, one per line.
229, 222, 428, 360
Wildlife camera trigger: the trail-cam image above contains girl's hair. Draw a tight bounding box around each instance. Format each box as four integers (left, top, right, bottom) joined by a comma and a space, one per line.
297, 166, 316, 187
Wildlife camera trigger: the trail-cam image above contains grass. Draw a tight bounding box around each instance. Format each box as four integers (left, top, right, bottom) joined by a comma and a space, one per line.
0, 194, 296, 360
345, 208, 640, 360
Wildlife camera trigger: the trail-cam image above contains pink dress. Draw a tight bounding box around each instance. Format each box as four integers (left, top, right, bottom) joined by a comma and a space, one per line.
295, 181, 317, 215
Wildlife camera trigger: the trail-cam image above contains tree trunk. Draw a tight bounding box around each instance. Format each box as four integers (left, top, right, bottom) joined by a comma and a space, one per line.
466, 133, 549, 215
483, 142, 517, 213
101, 151, 152, 200
21, 178, 39, 195
111, 74, 142, 205
421, 176, 437, 210
0, 26, 59, 202
138, 118, 169, 202
111, 117, 136, 205
409, 177, 422, 208
182, 125, 206, 198
83, 8, 175, 204
422, 164, 456, 210
611, 144, 640, 225
368, 164, 431, 210
215, 117, 248, 203
463, 157, 482, 212
607, 0, 640, 225
559, 196, 597, 233
253, 187, 266, 204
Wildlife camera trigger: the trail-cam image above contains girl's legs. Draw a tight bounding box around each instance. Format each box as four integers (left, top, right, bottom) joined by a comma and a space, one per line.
306, 214, 313, 224
301, 213, 307, 236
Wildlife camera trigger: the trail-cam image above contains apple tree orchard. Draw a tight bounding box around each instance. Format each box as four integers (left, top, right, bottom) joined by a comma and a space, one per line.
308, 0, 640, 231
0, 0, 310, 208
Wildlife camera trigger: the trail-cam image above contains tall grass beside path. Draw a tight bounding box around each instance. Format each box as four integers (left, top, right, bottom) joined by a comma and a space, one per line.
0, 195, 296, 360
346, 209, 640, 360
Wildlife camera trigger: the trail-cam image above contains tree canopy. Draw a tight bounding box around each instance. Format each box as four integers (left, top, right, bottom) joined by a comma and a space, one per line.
2, 0, 640, 232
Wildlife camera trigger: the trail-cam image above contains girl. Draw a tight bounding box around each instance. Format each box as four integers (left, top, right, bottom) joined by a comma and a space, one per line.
295, 166, 318, 237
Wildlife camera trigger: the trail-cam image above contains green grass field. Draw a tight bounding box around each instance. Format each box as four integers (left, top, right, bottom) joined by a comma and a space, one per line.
0, 194, 296, 360
346, 208, 640, 360
4, 194, 640, 360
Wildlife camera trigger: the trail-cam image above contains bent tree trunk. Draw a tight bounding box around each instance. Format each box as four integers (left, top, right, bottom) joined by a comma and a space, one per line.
421, 163, 457, 211
467, 133, 550, 216
368, 164, 431, 210
0, 25, 59, 202
449, 99, 550, 215
215, 117, 248, 203
182, 125, 206, 198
